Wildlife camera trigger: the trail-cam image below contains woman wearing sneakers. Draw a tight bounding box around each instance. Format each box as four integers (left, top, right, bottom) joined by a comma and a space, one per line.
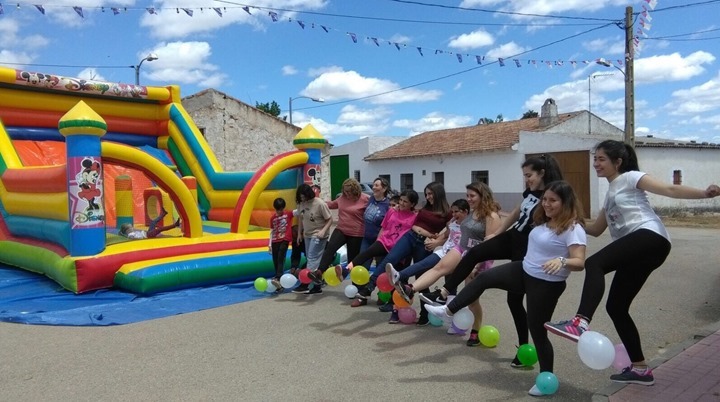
427, 180, 587, 397
545, 140, 720, 386
398, 154, 564, 366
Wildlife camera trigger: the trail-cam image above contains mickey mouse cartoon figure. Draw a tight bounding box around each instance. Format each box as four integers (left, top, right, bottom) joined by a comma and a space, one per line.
77, 158, 102, 212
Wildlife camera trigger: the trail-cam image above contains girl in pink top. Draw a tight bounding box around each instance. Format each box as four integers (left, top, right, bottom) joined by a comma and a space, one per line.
343, 189, 419, 280
311, 179, 371, 283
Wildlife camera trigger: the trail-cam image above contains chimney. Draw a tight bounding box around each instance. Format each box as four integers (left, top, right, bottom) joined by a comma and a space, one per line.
539, 98, 558, 127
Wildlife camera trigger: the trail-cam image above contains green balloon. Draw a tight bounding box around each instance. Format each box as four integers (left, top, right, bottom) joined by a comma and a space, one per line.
517, 343, 538, 366
254, 277, 268, 292
378, 291, 392, 303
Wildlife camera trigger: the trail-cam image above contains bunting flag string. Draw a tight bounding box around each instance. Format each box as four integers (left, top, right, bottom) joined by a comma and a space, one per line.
0, 2, 650, 70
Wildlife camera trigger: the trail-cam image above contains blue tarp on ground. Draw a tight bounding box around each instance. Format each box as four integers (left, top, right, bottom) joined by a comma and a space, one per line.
0, 263, 268, 326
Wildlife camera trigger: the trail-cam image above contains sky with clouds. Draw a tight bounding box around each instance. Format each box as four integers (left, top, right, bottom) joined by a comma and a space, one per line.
1, 0, 718, 146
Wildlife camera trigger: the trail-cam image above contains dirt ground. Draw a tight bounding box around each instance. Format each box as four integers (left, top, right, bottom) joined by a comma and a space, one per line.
659, 213, 720, 229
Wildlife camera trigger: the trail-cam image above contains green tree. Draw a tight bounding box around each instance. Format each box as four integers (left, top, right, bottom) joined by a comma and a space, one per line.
477, 114, 504, 125
522, 110, 539, 119
256, 101, 282, 117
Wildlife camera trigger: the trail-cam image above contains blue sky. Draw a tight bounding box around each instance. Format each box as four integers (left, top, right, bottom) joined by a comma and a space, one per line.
1, 0, 718, 146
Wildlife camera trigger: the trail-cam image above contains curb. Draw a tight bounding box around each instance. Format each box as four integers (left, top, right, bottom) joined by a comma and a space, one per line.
592, 320, 720, 401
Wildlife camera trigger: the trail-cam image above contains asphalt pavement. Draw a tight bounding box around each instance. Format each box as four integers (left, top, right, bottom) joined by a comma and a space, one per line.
1, 226, 718, 401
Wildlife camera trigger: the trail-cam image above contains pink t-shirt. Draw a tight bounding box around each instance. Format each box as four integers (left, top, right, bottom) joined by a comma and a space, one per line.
326, 193, 369, 237
377, 208, 417, 251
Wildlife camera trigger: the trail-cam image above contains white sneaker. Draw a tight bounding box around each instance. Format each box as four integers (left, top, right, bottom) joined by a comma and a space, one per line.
425, 304, 453, 326
528, 384, 543, 397
385, 263, 399, 285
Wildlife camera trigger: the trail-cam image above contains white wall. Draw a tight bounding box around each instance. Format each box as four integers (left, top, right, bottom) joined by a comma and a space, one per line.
331, 136, 405, 183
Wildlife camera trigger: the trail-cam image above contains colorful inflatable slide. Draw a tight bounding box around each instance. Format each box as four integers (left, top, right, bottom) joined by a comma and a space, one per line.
0, 66, 327, 294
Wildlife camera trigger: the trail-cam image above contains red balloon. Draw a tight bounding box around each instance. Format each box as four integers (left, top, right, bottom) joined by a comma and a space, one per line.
376, 272, 394, 293
298, 268, 312, 284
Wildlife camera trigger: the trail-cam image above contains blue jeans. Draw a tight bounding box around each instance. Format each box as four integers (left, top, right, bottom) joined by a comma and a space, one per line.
369, 231, 431, 291
398, 253, 440, 283
304, 236, 328, 270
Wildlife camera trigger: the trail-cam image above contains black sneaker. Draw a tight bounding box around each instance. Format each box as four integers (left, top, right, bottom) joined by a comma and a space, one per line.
419, 289, 446, 306
610, 367, 655, 386
308, 270, 323, 286
510, 355, 533, 370
416, 315, 429, 326
388, 310, 400, 324
466, 332, 480, 347
305, 285, 323, 295
292, 284, 309, 294
396, 284, 414, 304
378, 302, 394, 313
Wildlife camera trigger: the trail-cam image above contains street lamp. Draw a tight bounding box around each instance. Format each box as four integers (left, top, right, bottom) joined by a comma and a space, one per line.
597, 54, 634, 146
289, 96, 324, 125
588, 72, 614, 135
133, 53, 158, 85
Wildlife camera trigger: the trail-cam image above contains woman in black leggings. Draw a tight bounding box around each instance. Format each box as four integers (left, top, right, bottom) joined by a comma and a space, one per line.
427, 180, 586, 397
545, 140, 719, 386
407, 154, 564, 367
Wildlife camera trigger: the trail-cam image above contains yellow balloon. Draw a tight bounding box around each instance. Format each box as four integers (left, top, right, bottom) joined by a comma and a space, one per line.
323, 268, 341, 287
350, 265, 370, 285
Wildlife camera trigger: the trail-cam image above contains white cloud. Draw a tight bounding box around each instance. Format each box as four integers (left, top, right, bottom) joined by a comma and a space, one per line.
0, 19, 48, 52
669, 71, 720, 115
636, 51, 715, 84
0, 50, 33, 66
448, 29, 494, 50
460, 0, 624, 15
389, 34, 411, 44
282, 65, 298, 76
454, 82, 463, 90
77, 68, 106, 81
308, 65, 344, 77
142, 0, 328, 39
486, 41, 528, 59
336, 105, 392, 125
302, 69, 442, 105
142, 41, 226, 87
393, 112, 474, 136
584, 37, 625, 55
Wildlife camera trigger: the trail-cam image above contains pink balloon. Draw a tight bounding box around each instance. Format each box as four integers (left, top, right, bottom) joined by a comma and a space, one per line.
612, 343, 632, 371
397, 307, 417, 324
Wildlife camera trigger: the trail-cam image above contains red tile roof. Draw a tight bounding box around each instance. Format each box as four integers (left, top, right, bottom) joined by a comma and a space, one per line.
366, 112, 581, 160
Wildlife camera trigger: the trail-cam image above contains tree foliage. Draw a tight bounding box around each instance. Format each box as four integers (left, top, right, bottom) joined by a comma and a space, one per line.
477, 114, 504, 125
522, 110, 539, 119
256, 101, 282, 117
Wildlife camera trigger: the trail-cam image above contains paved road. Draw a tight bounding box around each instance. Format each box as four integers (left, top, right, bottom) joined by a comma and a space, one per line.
1, 227, 718, 401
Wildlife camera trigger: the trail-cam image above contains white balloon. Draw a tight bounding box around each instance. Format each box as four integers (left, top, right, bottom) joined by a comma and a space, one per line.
265, 280, 277, 293
280, 273, 297, 289
344, 284, 358, 298
577, 331, 615, 370
452, 308, 474, 331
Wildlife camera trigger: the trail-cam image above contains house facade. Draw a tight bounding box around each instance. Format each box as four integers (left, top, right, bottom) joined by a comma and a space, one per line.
329, 136, 406, 197
362, 99, 720, 217
182, 88, 332, 199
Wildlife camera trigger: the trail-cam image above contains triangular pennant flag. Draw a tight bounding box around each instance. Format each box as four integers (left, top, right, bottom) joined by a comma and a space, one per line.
181, 8, 193, 16
394, 43, 400, 51
640, 20, 651, 31
0, 4, 4, 15
348, 32, 357, 43
532, 60, 538, 67
73, 6, 83, 17
146, 7, 156, 14
457, 54, 463, 63
320, 25, 329, 33
557, 60, 564, 66
34, 4, 44, 14
213, 7, 222, 17
111, 7, 119, 15
268, 11, 278, 22
514, 59, 520, 67
297, 20, 305, 29
570, 61, 577, 68
417, 47, 423, 56
435, 49, 443, 54
475, 55, 482, 64
370, 37, 379, 46
498, 58, 505, 67
644, 0, 657, 10
242, 6, 251, 15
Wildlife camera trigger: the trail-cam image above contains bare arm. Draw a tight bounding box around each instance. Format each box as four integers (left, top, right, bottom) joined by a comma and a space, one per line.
317, 217, 333, 239
486, 205, 520, 239
638, 175, 720, 199
485, 212, 503, 237
584, 209, 608, 237
542, 244, 586, 274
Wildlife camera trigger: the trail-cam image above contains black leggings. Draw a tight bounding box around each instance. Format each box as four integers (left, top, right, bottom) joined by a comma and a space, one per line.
448, 261, 564, 372
317, 230, 363, 273
443, 229, 528, 294
271, 240, 289, 279
577, 229, 671, 363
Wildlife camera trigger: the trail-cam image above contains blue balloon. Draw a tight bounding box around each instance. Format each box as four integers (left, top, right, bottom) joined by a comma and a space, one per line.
535, 371, 559, 395
428, 313, 443, 327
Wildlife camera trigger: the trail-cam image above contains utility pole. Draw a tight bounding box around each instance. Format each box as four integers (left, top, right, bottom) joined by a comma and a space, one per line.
624, 6, 635, 147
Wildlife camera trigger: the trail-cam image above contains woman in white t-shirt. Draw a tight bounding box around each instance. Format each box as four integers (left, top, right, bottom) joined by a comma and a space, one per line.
426, 180, 587, 397
546, 140, 719, 387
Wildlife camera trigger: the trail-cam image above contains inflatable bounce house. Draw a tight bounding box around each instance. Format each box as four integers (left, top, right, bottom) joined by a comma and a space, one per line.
0, 66, 326, 294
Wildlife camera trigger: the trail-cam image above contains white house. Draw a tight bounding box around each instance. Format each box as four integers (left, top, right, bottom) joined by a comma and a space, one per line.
361, 99, 720, 217
329, 136, 405, 197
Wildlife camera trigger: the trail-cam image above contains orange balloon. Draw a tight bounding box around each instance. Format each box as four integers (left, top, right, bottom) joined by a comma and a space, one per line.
392, 290, 411, 308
